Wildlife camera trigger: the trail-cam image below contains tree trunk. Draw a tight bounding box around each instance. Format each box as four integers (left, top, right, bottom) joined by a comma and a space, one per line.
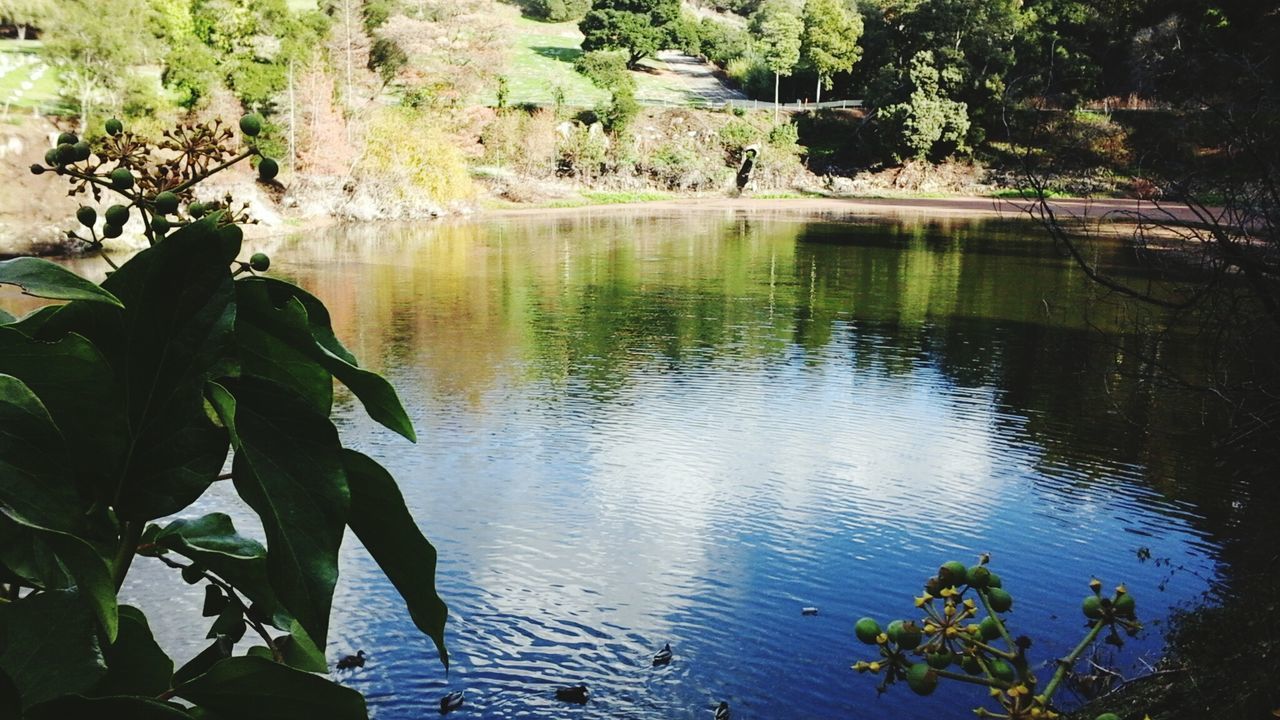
774, 71, 780, 123
816, 77, 822, 106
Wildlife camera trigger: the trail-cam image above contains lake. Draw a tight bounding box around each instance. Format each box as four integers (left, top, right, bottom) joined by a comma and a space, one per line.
121, 210, 1224, 719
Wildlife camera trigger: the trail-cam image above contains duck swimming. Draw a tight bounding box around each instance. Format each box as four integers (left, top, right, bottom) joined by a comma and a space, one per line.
439, 691, 464, 714
336, 650, 366, 670
555, 685, 589, 704
652, 643, 673, 667
715, 701, 731, 720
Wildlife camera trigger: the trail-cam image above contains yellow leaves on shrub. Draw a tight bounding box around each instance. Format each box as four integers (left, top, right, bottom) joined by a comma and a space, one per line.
361, 108, 476, 204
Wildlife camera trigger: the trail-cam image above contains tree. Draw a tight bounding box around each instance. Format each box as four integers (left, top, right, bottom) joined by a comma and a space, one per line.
1, 116, 448, 719
875, 50, 969, 161
41, 0, 158, 127
751, 0, 803, 121
0, 0, 50, 39
800, 0, 862, 104
575, 50, 639, 132
579, 0, 681, 69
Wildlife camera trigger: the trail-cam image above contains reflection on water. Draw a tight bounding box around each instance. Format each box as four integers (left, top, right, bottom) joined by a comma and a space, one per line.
121, 211, 1223, 719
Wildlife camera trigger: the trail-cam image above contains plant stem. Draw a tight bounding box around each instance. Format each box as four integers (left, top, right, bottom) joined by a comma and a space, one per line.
977, 588, 1017, 649
170, 150, 256, 196
112, 521, 144, 591
155, 554, 282, 661
935, 668, 1009, 689
1037, 619, 1105, 704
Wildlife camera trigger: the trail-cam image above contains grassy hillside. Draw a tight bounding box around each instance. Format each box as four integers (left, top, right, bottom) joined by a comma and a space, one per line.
0, 41, 62, 115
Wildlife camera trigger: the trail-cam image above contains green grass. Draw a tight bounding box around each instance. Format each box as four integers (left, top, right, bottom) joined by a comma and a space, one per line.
0, 41, 63, 114
989, 188, 1069, 199
477, 9, 705, 107
580, 190, 673, 203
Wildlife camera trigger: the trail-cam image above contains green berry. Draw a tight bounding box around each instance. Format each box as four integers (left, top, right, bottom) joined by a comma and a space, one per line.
987, 587, 1013, 613
979, 615, 1001, 640
987, 572, 1003, 589
110, 167, 134, 190
968, 565, 991, 588
926, 652, 953, 669
104, 204, 129, 226
1094, 714, 1120, 720
105, 117, 123, 136
854, 617, 881, 645
939, 561, 967, 587
44, 148, 58, 165
960, 654, 982, 675
151, 216, 170, 235
905, 663, 938, 696
72, 141, 91, 162
1083, 595, 1103, 619
154, 191, 179, 215
218, 224, 244, 244
29, 163, 45, 175
989, 658, 1015, 683
249, 252, 270, 272
188, 202, 207, 218
1113, 593, 1135, 618
239, 113, 263, 137
102, 223, 123, 239
181, 564, 204, 584
887, 620, 922, 650
76, 206, 97, 228
55, 143, 77, 165
257, 157, 279, 181
56, 132, 78, 146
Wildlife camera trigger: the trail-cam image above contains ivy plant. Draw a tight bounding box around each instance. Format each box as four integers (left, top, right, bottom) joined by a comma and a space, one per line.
0, 116, 447, 719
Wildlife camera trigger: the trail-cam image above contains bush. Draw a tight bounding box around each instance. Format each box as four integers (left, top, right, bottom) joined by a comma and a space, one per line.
528, 0, 590, 22
874, 52, 970, 162
557, 123, 609, 179
361, 108, 476, 205
368, 37, 409, 85
481, 109, 559, 176
574, 51, 640, 134
698, 17, 752, 66
163, 43, 220, 110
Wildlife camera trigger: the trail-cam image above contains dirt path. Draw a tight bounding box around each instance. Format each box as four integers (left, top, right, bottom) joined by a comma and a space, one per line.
647, 51, 747, 105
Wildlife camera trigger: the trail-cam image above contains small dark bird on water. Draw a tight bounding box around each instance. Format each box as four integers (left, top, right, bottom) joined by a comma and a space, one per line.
555, 685, 589, 704
439, 691, 464, 715
336, 650, 366, 670
715, 701, 731, 720
652, 643, 673, 667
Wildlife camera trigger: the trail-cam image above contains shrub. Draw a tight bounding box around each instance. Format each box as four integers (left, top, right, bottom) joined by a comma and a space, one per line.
361, 108, 476, 205
874, 52, 970, 162
557, 123, 609, 179
481, 109, 558, 176
368, 37, 409, 85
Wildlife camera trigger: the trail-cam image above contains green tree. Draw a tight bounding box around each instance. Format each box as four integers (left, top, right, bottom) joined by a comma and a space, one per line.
41, 0, 159, 126
0, 0, 50, 39
800, 0, 862, 104
876, 50, 970, 161
530, 0, 591, 21
575, 50, 639, 132
0, 117, 448, 719
579, 0, 681, 69
750, 0, 803, 121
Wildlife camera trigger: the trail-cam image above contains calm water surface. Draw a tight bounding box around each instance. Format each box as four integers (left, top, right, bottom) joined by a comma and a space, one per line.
123, 210, 1224, 719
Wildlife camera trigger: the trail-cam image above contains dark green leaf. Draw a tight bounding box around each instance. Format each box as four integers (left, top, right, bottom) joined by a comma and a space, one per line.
0, 514, 70, 590
0, 256, 124, 307
229, 378, 349, 648
237, 277, 416, 442
0, 590, 106, 709
27, 695, 192, 719
152, 514, 288, 629
0, 327, 126, 499
202, 585, 228, 617
0, 308, 12, 324
206, 604, 246, 643
0, 374, 85, 534
0, 667, 19, 719
277, 620, 326, 673
344, 449, 449, 667
173, 656, 367, 720
2, 305, 60, 336
31, 217, 236, 521
93, 606, 173, 697
0, 515, 117, 643
172, 638, 232, 688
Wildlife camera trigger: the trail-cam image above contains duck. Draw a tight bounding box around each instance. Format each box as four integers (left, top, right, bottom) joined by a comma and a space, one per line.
555, 685, 589, 704
336, 650, 366, 670
801, 606, 819, 616
652, 643, 673, 667
714, 701, 731, 720
439, 691, 464, 715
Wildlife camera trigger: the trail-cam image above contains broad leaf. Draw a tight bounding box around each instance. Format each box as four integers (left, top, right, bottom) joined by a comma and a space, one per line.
0, 327, 125, 497
31, 217, 236, 521
93, 606, 173, 697
344, 450, 449, 667
0, 514, 70, 590
172, 639, 232, 688
151, 514, 288, 629
0, 590, 106, 709
229, 378, 349, 648
173, 656, 367, 720
0, 256, 124, 307
0, 668, 19, 719
237, 277, 416, 441
0, 373, 85, 534
0, 308, 12, 324
27, 695, 192, 719
277, 620, 327, 673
